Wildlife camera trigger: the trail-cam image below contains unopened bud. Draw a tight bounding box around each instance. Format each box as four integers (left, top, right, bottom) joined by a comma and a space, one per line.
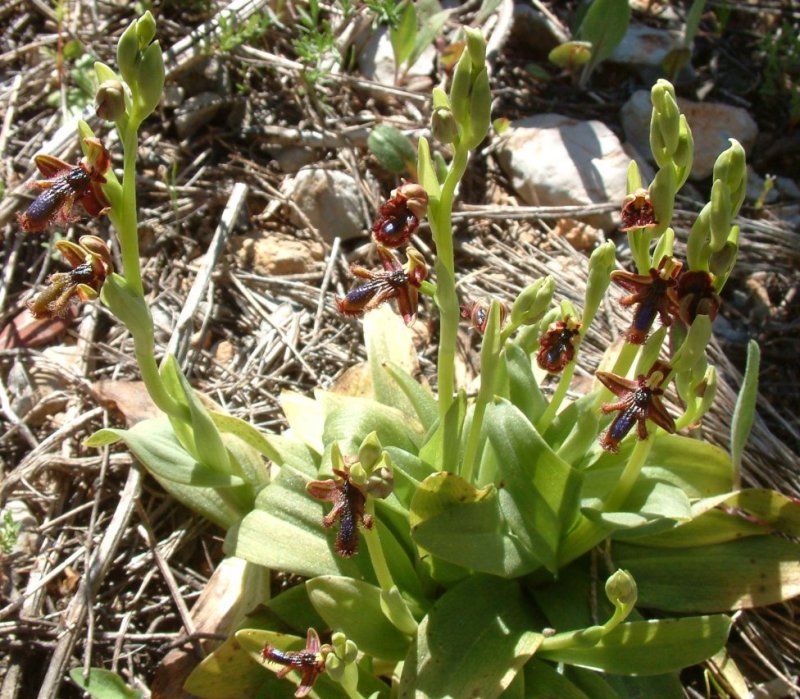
366, 463, 394, 500
95, 79, 126, 121
358, 432, 382, 470
464, 27, 486, 71
136, 10, 157, 48
432, 106, 458, 144
713, 139, 747, 217
606, 569, 637, 608
511, 276, 555, 327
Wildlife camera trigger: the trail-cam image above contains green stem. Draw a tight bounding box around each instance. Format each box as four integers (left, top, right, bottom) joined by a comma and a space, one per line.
431, 143, 470, 422
536, 360, 576, 434
363, 503, 394, 594
604, 435, 654, 513
135, 341, 188, 420
118, 122, 144, 296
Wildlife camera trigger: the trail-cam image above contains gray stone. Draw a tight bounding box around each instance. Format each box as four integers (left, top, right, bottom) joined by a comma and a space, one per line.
284, 168, 367, 243
609, 25, 683, 67
358, 27, 436, 86
495, 114, 641, 230
174, 92, 229, 139
621, 90, 758, 180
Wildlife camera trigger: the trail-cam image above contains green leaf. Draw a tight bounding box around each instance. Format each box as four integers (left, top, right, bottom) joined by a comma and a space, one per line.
383, 362, 438, 431
539, 615, 731, 675
582, 480, 692, 532
280, 390, 325, 454
577, 0, 630, 65
731, 339, 759, 477
306, 576, 411, 660
505, 343, 547, 426
628, 507, 768, 548
210, 411, 285, 465
134, 40, 164, 119
409, 8, 451, 67
69, 668, 143, 699
399, 576, 542, 698
368, 124, 417, 176
486, 400, 582, 573
416, 136, 441, 199
152, 473, 247, 530
88, 418, 244, 488
613, 536, 800, 612
418, 390, 467, 473
523, 660, 594, 699
410, 472, 538, 577
390, 1, 416, 67
224, 463, 370, 580
267, 582, 327, 633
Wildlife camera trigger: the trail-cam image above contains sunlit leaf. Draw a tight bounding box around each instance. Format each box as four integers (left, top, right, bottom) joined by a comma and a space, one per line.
368, 124, 417, 176
69, 668, 143, 699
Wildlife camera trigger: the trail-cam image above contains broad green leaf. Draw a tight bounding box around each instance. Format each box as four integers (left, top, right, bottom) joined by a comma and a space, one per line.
577, 0, 630, 65
69, 668, 143, 699
390, 1, 417, 67
222, 432, 269, 489
368, 123, 417, 176
382, 362, 438, 432
564, 667, 624, 699
267, 582, 327, 633
210, 411, 284, 465
418, 390, 466, 473
505, 343, 547, 426
730, 339, 759, 477
384, 447, 434, 507
542, 393, 596, 460
399, 576, 542, 698
280, 390, 324, 454
224, 464, 370, 580
582, 480, 692, 532
523, 660, 593, 699
321, 392, 423, 455
306, 576, 411, 660
152, 473, 247, 530
416, 136, 440, 199
364, 304, 419, 416
614, 536, 800, 612
410, 472, 538, 577
540, 615, 731, 675
87, 418, 244, 488
486, 400, 582, 573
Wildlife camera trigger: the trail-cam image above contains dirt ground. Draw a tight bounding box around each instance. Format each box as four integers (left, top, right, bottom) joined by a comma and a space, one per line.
0, 1, 798, 697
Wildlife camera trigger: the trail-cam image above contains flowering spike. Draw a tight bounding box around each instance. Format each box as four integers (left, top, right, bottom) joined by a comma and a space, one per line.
537, 316, 582, 373
261, 628, 330, 698
597, 367, 676, 452
611, 256, 681, 344
371, 182, 428, 248
18, 139, 111, 232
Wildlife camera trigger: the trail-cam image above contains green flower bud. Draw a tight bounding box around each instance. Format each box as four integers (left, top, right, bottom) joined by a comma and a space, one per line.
449, 48, 472, 125
709, 179, 732, 252
331, 632, 349, 659
713, 138, 747, 217
358, 432, 382, 470
583, 241, 616, 328
651, 226, 675, 267
95, 79, 126, 121
693, 365, 718, 421
635, 326, 668, 377
432, 105, 458, 144
464, 27, 486, 72
673, 115, 694, 188
325, 654, 344, 681
135, 40, 165, 118
605, 569, 638, 608
649, 162, 677, 235
708, 225, 739, 288
510, 276, 556, 327
366, 462, 394, 500
650, 80, 680, 166
465, 66, 491, 149
686, 203, 711, 271
432, 86, 450, 110
116, 19, 140, 85
672, 314, 712, 374
349, 462, 367, 486
136, 10, 157, 48
626, 160, 643, 193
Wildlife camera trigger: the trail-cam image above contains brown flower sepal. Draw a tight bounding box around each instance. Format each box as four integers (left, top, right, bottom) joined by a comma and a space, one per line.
460, 298, 508, 334
336, 245, 427, 325
611, 256, 681, 344
371, 182, 428, 248
620, 188, 657, 232
261, 628, 331, 698
306, 465, 374, 557
597, 366, 676, 453
27, 236, 113, 319
536, 316, 582, 373
18, 138, 111, 232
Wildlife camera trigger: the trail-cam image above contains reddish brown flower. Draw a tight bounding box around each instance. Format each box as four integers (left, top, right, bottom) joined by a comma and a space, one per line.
27, 236, 113, 319
460, 298, 508, 334
537, 316, 582, 373
18, 138, 111, 232
306, 465, 374, 557
597, 365, 675, 453
336, 245, 427, 325
611, 256, 681, 344
674, 270, 721, 325
620, 188, 657, 232
261, 628, 330, 698
371, 182, 428, 248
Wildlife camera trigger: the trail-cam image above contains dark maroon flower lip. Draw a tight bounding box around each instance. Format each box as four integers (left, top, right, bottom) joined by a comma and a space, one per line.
306, 465, 374, 558
261, 628, 330, 698
536, 316, 582, 373
611, 256, 681, 344
17, 138, 111, 232
335, 245, 427, 325
371, 182, 428, 249
596, 364, 676, 453
620, 188, 657, 232
674, 269, 721, 325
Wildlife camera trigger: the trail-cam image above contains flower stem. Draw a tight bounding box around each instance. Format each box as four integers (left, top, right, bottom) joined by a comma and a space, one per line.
363, 503, 394, 594
118, 122, 144, 296
536, 360, 576, 434
603, 434, 654, 513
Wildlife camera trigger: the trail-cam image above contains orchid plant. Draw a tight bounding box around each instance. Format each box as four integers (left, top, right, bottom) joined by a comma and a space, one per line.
18, 12, 800, 699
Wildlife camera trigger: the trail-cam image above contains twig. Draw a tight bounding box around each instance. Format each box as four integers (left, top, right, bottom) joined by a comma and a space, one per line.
312, 236, 341, 339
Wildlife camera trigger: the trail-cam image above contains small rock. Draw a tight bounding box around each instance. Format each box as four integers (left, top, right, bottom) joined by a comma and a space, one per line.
213, 340, 236, 366
496, 114, 639, 230
358, 27, 436, 87
552, 218, 603, 251
609, 25, 683, 67
283, 168, 367, 243
621, 90, 758, 180
775, 175, 800, 200
273, 146, 318, 173
233, 233, 325, 276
